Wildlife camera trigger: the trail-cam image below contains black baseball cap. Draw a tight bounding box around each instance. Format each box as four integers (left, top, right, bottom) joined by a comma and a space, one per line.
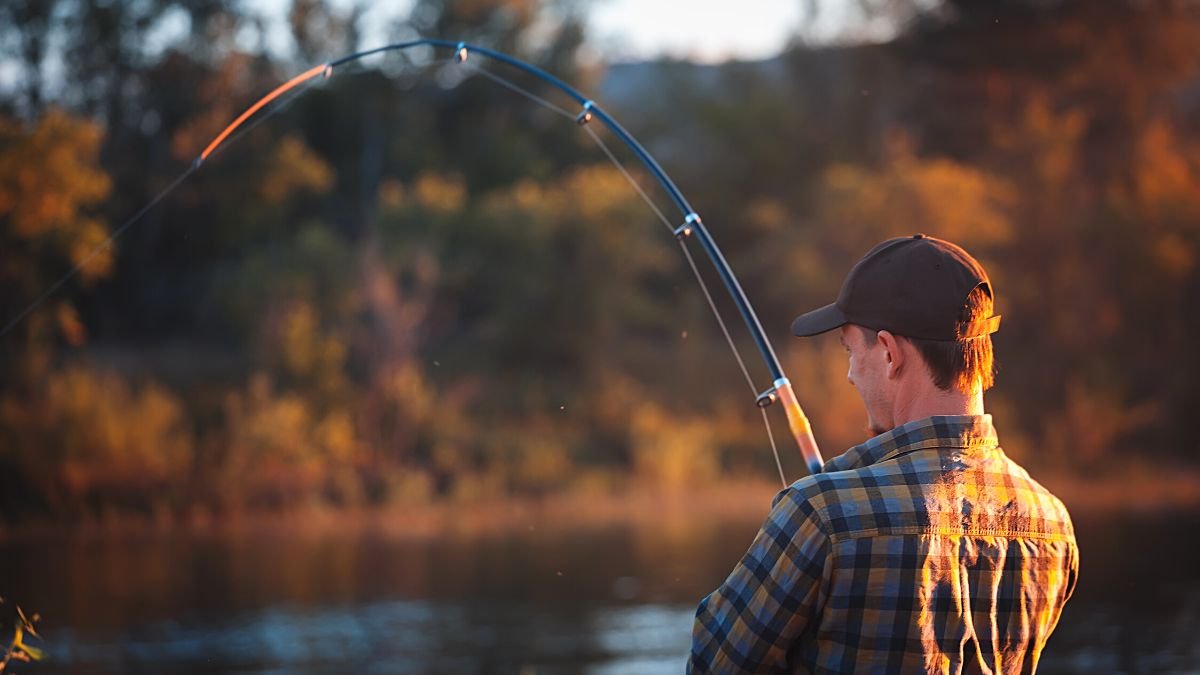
790, 234, 1001, 341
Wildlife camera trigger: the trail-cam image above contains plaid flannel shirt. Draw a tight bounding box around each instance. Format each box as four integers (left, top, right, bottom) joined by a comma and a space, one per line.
690, 415, 1078, 674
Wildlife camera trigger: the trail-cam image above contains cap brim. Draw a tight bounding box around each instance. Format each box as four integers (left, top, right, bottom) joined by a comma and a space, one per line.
791, 302, 847, 337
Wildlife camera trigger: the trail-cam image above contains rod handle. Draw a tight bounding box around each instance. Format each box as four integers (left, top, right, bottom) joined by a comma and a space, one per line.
773, 378, 825, 476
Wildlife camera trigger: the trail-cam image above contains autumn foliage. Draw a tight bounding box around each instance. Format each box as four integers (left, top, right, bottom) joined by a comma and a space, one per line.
0, 0, 1197, 523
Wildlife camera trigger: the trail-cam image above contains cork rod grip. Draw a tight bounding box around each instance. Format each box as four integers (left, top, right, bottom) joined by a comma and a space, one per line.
774, 378, 825, 476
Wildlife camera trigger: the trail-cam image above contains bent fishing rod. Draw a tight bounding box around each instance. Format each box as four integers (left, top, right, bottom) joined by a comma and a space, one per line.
4, 39, 827, 481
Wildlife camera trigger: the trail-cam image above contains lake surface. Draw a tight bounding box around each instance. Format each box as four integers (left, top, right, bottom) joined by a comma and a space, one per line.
2, 507, 1197, 674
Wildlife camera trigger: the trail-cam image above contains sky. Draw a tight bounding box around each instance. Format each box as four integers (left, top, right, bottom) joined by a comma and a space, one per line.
0, 0, 906, 96
586, 0, 906, 62
284, 0, 909, 65
586, 0, 807, 62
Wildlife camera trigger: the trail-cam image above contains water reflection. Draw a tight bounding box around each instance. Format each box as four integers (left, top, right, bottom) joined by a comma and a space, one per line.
44, 600, 694, 674
2, 508, 1198, 673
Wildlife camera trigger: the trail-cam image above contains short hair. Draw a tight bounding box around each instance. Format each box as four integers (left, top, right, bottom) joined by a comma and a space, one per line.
909, 285, 996, 393
856, 285, 997, 393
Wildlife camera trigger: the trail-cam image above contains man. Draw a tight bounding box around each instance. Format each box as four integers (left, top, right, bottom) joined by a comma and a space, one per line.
690, 234, 1078, 673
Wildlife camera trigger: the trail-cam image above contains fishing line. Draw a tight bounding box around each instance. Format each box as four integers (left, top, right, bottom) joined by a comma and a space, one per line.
580, 123, 674, 232
198, 64, 328, 164
0, 166, 193, 339
581, 117, 787, 484
762, 407, 787, 487
573, 126, 748, 383
584, 121, 788, 485
198, 71, 326, 166
0, 69, 325, 340
2, 39, 825, 481
466, 61, 789, 485
459, 61, 577, 121
679, 239, 788, 486
454, 46, 824, 476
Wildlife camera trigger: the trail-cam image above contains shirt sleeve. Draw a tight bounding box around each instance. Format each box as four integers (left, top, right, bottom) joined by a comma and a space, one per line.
688, 486, 832, 673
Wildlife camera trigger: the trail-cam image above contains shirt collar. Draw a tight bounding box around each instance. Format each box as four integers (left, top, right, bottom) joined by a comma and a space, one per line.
821, 414, 999, 472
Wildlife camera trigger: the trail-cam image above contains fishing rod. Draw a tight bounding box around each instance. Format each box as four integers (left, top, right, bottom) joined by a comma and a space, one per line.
6, 38, 827, 480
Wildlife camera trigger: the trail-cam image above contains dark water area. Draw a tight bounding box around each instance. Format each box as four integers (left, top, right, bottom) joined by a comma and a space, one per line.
1, 508, 1197, 674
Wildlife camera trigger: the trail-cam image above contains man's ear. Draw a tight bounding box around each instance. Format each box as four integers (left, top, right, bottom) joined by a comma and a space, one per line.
876, 330, 906, 380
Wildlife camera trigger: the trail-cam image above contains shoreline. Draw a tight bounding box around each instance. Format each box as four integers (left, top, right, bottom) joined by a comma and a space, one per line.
1, 471, 1197, 542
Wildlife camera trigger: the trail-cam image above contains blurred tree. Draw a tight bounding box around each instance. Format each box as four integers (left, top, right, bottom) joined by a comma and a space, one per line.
0, 110, 112, 384
0, 1, 54, 116
7, 0, 1199, 521
288, 0, 365, 63
887, 0, 1200, 461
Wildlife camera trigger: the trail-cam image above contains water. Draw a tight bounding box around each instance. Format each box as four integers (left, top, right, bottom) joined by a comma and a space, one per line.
2, 508, 1197, 674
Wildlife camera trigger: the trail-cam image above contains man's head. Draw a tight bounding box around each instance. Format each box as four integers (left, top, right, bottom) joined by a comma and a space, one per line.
791, 235, 1000, 434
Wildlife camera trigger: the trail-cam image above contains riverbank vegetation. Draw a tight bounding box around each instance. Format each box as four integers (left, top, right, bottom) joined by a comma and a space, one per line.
2, 0, 1198, 526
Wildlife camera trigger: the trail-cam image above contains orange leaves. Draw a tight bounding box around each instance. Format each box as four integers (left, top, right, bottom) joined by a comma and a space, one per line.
0, 365, 195, 511
376, 178, 406, 209
814, 134, 1016, 251
54, 302, 87, 347
484, 164, 647, 225
0, 110, 110, 239
630, 403, 720, 490
993, 97, 1087, 195
1132, 117, 1200, 224
64, 216, 115, 282
276, 300, 347, 381
0, 109, 112, 283
476, 164, 673, 278
257, 136, 334, 205
45, 368, 193, 483
1152, 233, 1194, 280
412, 172, 467, 213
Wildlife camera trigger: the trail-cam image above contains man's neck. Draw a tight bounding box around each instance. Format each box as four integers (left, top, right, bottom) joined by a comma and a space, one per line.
891, 386, 985, 428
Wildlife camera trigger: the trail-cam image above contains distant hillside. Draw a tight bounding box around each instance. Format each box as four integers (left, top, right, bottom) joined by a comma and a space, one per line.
590, 44, 905, 209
